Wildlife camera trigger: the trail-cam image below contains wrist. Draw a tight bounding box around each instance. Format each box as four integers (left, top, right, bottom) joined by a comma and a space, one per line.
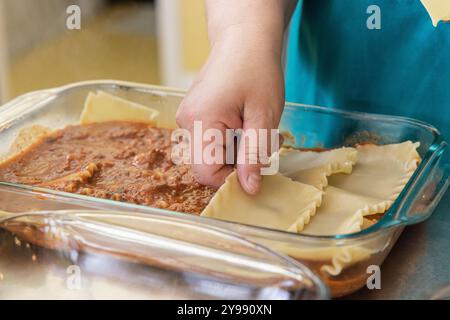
205, 0, 284, 57
210, 23, 283, 60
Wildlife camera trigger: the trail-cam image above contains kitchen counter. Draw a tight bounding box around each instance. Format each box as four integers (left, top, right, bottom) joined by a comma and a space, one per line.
346, 189, 450, 300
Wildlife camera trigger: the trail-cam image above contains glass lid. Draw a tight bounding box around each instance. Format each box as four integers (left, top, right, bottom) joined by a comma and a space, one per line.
0, 210, 328, 300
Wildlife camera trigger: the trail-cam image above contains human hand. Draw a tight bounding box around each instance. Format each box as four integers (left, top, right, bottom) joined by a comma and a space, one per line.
176, 24, 285, 195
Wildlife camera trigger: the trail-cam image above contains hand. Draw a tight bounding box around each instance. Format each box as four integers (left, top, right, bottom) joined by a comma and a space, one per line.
176, 25, 285, 195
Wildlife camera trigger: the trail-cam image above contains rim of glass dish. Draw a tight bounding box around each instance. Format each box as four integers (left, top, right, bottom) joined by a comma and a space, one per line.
0, 80, 446, 244
0, 209, 330, 299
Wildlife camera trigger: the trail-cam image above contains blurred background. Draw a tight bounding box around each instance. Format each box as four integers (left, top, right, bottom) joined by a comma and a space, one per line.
0, 0, 210, 103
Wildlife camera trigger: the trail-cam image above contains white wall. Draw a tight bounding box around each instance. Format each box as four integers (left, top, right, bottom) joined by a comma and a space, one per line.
156, 0, 190, 88
0, 0, 106, 102
0, 0, 8, 103
2, 0, 106, 59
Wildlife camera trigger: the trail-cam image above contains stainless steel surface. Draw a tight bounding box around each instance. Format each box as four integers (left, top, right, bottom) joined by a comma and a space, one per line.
347, 189, 450, 300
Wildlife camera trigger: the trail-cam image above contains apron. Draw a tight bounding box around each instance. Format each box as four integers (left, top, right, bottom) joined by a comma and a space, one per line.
285, 0, 450, 139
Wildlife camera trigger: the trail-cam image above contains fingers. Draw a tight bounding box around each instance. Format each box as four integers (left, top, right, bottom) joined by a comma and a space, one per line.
236, 106, 282, 195
176, 85, 283, 194
191, 163, 233, 189
176, 96, 241, 189
236, 149, 263, 195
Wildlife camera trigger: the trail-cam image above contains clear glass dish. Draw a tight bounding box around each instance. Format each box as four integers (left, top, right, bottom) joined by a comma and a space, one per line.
0, 80, 448, 297
0, 209, 327, 299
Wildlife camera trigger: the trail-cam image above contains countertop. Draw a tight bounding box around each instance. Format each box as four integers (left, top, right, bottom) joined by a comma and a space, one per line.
347, 189, 450, 300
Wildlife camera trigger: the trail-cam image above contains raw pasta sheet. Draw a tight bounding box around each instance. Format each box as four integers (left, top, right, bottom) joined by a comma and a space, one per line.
277, 146, 382, 235
201, 147, 358, 233
80, 91, 160, 126
279, 147, 357, 190
328, 142, 421, 201
300, 142, 420, 236
201, 172, 322, 232
206, 142, 420, 237
300, 186, 392, 236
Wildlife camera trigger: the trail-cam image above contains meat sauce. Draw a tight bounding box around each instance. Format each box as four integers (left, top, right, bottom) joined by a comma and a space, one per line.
0, 121, 216, 214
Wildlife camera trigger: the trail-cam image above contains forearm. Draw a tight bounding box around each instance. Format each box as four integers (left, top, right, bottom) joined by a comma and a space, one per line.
205, 0, 286, 54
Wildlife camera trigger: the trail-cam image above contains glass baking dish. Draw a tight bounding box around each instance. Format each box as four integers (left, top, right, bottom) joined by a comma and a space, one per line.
0, 209, 328, 299
0, 80, 448, 297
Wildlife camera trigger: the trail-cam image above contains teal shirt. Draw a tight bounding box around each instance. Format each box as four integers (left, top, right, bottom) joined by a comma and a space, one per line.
286, 0, 450, 139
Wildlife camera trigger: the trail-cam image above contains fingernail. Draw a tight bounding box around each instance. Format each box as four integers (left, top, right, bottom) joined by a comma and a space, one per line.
246, 173, 261, 195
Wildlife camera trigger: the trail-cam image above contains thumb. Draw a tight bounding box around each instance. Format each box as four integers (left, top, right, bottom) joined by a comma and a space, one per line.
236, 112, 278, 195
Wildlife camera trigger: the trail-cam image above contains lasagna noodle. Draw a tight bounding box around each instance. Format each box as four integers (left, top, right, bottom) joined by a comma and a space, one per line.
278, 147, 357, 190
80, 91, 160, 126
201, 171, 323, 232
328, 142, 421, 201
261, 240, 380, 277
300, 186, 392, 236
362, 218, 377, 229
301, 142, 420, 236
